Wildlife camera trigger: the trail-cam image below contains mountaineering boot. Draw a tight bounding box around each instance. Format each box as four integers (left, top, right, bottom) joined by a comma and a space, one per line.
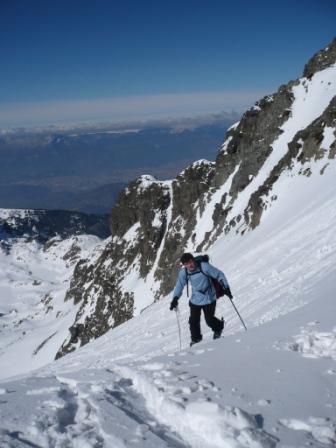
213, 318, 225, 340
190, 336, 202, 347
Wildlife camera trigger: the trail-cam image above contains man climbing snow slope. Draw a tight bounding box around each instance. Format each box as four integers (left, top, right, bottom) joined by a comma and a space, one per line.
170, 253, 233, 346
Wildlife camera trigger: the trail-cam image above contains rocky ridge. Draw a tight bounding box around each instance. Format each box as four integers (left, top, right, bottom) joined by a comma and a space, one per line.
0, 209, 109, 245
56, 40, 336, 358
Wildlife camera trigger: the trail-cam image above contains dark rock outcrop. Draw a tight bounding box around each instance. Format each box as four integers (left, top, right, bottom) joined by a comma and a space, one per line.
304, 38, 336, 78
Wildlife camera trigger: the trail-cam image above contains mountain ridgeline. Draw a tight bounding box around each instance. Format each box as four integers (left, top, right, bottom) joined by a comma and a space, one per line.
0, 209, 109, 252
56, 40, 336, 358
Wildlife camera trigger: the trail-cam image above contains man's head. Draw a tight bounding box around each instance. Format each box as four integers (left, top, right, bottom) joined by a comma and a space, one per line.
180, 253, 196, 271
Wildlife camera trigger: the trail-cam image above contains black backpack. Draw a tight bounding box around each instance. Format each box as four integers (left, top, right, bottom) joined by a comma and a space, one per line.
185, 254, 225, 299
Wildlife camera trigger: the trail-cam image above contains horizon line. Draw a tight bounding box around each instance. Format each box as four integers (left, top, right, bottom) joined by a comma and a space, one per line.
0, 89, 271, 128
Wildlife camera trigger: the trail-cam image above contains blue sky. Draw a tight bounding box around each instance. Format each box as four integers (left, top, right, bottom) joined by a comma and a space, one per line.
1, 0, 335, 127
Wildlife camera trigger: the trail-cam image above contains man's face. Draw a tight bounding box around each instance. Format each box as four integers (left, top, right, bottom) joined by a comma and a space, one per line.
184, 259, 196, 271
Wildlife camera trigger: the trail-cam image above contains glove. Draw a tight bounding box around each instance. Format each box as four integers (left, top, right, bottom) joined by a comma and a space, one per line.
224, 287, 233, 300
220, 280, 233, 300
170, 296, 179, 311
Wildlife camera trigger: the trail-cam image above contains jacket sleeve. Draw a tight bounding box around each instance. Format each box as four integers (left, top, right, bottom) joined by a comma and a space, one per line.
202, 262, 230, 289
173, 268, 188, 299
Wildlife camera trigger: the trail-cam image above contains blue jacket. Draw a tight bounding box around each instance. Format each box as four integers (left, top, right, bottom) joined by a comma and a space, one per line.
173, 262, 229, 306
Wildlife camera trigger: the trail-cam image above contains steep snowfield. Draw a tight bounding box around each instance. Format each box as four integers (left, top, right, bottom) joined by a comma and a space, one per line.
0, 157, 335, 446
0, 234, 102, 379
190, 63, 336, 249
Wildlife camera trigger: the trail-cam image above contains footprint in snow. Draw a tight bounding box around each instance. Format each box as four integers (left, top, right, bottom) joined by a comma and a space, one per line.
194, 349, 205, 355
257, 399, 272, 407
178, 373, 197, 381
140, 362, 165, 371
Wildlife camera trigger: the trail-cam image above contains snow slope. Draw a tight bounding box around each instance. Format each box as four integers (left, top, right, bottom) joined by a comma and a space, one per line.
0, 156, 335, 447
0, 234, 102, 378
1, 42, 336, 447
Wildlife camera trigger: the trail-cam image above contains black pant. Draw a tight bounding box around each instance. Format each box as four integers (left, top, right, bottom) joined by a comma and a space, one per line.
189, 301, 222, 341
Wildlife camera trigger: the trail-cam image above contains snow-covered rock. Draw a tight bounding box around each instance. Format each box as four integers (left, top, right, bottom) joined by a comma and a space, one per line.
59, 39, 336, 356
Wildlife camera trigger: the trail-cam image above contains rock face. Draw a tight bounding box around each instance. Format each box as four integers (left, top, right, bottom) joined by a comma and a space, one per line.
57, 40, 336, 358
304, 38, 336, 78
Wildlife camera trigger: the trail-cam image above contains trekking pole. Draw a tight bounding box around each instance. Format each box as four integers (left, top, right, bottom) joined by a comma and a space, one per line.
175, 307, 182, 350
228, 297, 247, 331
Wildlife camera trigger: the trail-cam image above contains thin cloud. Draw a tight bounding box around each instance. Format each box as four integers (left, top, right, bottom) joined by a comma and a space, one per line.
0, 90, 269, 127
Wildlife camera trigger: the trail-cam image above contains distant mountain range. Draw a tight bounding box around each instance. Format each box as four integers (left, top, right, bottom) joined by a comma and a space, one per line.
0, 182, 126, 215
0, 208, 110, 243
0, 112, 240, 213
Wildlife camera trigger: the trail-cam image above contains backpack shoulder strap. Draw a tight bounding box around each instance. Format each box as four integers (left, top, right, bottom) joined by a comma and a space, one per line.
198, 260, 207, 277
198, 261, 213, 290
185, 267, 189, 297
